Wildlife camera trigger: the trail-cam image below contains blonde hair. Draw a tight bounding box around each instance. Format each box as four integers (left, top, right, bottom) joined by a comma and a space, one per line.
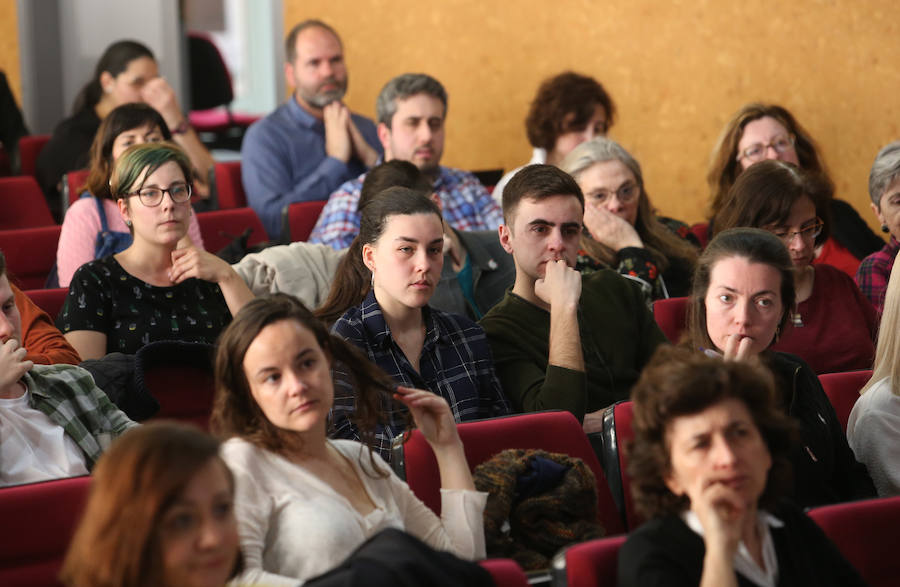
862, 263, 900, 397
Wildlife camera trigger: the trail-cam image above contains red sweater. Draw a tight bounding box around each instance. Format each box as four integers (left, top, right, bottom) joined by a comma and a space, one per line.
13, 284, 81, 365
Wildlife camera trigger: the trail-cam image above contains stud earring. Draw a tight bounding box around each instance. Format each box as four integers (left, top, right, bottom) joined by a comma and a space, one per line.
883, 225, 890, 234
126, 220, 132, 227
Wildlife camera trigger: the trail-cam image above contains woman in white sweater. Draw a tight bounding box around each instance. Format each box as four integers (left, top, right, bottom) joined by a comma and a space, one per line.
848, 261, 900, 496
212, 294, 486, 585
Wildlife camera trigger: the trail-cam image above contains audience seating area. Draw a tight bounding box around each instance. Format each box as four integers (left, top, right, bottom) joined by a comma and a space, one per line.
0, 176, 55, 229
819, 369, 872, 432
16, 134, 50, 178
651, 296, 688, 343
0, 225, 60, 289
281, 200, 327, 243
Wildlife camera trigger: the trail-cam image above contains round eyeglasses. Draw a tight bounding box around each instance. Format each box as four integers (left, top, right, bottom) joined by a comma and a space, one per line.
736, 134, 796, 163
588, 182, 640, 206
127, 182, 192, 207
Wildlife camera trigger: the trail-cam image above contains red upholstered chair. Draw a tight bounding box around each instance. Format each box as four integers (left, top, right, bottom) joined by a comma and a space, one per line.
60, 169, 90, 215
551, 534, 627, 587
211, 160, 247, 209
689, 222, 710, 249
392, 410, 625, 536
23, 288, 68, 320
16, 134, 51, 177
0, 176, 56, 229
196, 207, 268, 253
808, 495, 900, 587
136, 341, 216, 429
598, 401, 642, 530
651, 296, 689, 344
818, 370, 872, 433
0, 475, 92, 587
0, 225, 61, 289
281, 200, 327, 243
479, 559, 529, 587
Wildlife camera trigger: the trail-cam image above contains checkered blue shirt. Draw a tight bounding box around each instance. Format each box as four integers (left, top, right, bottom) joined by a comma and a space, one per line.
309, 166, 503, 250
329, 291, 511, 460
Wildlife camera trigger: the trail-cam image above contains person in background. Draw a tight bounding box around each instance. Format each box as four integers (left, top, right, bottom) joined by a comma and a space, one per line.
36, 40, 214, 216
61, 422, 242, 587
707, 103, 882, 275
58, 142, 253, 359
0, 70, 28, 168
856, 140, 900, 314
619, 346, 866, 587
214, 294, 486, 584
241, 20, 382, 239
684, 227, 875, 506
713, 160, 877, 374
492, 72, 615, 202
561, 137, 698, 299
56, 103, 204, 288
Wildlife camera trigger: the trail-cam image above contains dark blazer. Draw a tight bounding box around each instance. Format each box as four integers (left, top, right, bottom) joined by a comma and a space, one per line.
618, 500, 866, 587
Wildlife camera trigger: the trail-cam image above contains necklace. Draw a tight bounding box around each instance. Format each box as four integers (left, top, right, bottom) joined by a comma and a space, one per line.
791, 305, 804, 328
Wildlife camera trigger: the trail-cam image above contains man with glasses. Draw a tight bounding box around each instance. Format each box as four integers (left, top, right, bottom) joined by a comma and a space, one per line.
479, 164, 666, 433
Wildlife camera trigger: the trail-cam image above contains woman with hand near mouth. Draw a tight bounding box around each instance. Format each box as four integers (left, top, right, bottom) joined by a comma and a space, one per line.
619, 346, 866, 587
712, 160, 877, 374
58, 142, 253, 359
325, 187, 510, 459
684, 227, 875, 508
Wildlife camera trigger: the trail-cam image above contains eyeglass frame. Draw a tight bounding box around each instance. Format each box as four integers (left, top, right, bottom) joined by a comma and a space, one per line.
586, 181, 641, 206
767, 218, 824, 244
735, 134, 796, 163
125, 182, 193, 207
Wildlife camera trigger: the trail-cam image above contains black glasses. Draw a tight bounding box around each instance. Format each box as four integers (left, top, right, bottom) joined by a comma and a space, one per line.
128, 182, 192, 207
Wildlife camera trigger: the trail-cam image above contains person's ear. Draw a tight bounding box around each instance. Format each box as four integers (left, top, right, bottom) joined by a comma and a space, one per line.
872, 201, 887, 227
284, 62, 295, 90
99, 71, 115, 94
663, 470, 685, 498
498, 223, 514, 254
117, 198, 131, 226
377, 123, 392, 158
362, 243, 376, 273
429, 192, 442, 211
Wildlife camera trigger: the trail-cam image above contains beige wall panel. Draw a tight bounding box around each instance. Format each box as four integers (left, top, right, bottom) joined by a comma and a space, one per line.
0, 0, 21, 103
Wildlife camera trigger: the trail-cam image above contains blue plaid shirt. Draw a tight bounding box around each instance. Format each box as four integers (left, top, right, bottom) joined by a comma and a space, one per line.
330, 291, 511, 459
309, 166, 503, 250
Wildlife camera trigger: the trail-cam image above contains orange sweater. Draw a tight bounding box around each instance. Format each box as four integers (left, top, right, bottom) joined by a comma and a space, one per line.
13, 284, 81, 365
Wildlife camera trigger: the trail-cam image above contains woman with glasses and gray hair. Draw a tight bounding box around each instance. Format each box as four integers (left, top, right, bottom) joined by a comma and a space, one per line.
560, 137, 699, 299
58, 142, 254, 360
712, 159, 877, 374
856, 141, 900, 314
706, 103, 883, 276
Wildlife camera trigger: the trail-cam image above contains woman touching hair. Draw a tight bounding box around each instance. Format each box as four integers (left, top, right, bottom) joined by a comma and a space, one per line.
61, 422, 242, 587
213, 294, 486, 585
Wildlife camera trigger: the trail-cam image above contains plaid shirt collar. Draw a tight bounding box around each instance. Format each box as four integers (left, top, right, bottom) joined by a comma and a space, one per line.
359, 290, 444, 351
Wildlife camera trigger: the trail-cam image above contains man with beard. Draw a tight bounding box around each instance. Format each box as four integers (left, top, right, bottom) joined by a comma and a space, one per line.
241, 20, 383, 239
309, 73, 502, 250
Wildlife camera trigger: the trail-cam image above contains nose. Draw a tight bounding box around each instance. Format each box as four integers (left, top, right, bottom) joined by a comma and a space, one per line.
197, 517, 226, 550
416, 121, 433, 144
764, 144, 781, 161
786, 231, 810, 255
606, 194, 625, 214
284, 369, 308, 397
546, 227, 566, 254
711, 434, 738, 468
733, 298, 753, 327
0, 313, 14, 343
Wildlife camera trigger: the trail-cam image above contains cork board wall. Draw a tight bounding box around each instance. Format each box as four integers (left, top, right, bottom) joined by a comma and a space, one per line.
284, 0, 900, 232
0, 0, 21, 104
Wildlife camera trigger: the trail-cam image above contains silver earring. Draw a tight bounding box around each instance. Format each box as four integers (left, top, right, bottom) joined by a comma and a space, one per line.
370, 271, 375, 287
126, 220, 132, 227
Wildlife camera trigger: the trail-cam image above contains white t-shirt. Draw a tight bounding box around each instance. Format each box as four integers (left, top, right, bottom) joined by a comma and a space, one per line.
0, 387, 89, 487
847, 376, 900, 497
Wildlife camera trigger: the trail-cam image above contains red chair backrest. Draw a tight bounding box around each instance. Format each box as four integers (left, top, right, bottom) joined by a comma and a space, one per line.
689, 222, 710, 249
23, 288, 68, 320
0, 225, 61, 289
818, 370, 872, 433
61, 169, 90, 212
396, 411, 625, 536
0, 176, 56, 229
17, 134, 51, 177
212, 161, 247, 209
196, 207, 267, 253
138, 342, 216, 429
808, 495, 900, 587
478, 559, 529, 587
282, 200, 326, 242
0, 475, 91, 587
612, 401, 642, 530
652, 296, 689, 344
558, 534, 627, 587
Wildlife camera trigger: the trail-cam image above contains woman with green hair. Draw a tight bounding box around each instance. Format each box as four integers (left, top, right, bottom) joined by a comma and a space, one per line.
58, 142, 254, 359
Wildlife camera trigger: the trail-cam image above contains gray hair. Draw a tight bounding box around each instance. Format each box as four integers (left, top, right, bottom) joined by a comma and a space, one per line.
869, 141, 900, 207
375, 73, 448, 127
560, 137, 645, 189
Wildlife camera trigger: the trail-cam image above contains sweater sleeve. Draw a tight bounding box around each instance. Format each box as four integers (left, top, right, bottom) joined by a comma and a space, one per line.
14, 284, 81, 365
56, 197, 104, 288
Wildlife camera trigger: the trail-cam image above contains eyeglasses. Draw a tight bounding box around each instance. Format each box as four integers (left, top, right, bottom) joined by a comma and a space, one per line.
588, 182, 640, 206
768, 218, 824, 243
736, 134, 796, 163
127, 182, 192, 207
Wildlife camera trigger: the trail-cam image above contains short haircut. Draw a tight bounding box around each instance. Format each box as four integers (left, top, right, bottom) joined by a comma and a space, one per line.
60, 422, 242, 586
869, 140, 900, 207
712, 159, 832, 247
686, 227, 795, 351
284, 19, 341, 63
109, 141, 193, 198
375, 73, 448, 127
85, 103, 172, 200
525, 71, 615, 151
501, 164, 584, 225
628, 345, 797, 519
358, 160, 434, 213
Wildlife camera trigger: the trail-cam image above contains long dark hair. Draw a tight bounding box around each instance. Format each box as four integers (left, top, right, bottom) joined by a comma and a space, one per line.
85, 103, 171, 199
315, 184, 441, 324
72, 40, 155, 114
211, 294, 396, 470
